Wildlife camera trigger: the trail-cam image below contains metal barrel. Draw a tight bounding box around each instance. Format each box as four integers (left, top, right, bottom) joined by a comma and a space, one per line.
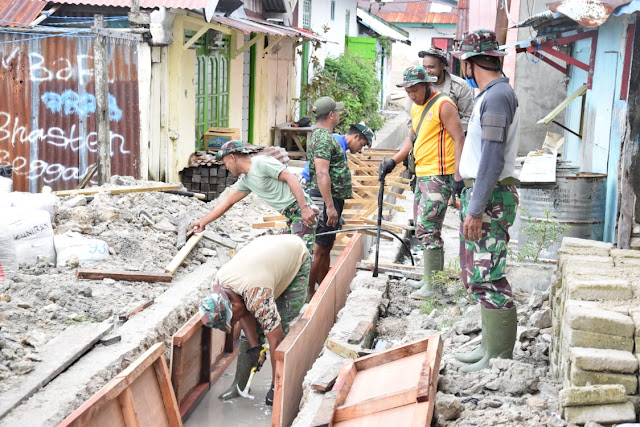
517, 171, 607, 260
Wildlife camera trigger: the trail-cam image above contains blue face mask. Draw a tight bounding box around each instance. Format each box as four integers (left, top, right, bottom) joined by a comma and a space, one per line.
465, 76, 479, 89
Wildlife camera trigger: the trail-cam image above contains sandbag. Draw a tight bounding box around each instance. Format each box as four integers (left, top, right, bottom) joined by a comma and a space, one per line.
0, 223, 18, 281
54, 231, 110, 267
8, 192, 59, 219
1, 208, 56, 265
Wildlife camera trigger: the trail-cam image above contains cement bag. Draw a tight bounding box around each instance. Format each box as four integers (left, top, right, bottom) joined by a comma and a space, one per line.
8, 192, 60, 219
54, 231, 110, 267
1, 208, 56, 265
0, 223, 18, 281
0, 176, 12, 193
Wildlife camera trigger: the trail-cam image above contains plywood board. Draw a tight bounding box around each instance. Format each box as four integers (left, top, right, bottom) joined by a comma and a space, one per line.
333, 401, 430, 427
273, 233, 364, 427
0, 321, 113, 419
59, 342, 182, 427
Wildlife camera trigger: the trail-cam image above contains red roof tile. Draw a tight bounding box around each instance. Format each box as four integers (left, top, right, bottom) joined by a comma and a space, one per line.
357, 0, 458, 25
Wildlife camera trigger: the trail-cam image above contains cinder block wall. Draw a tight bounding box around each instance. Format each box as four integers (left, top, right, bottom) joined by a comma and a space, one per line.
551, 237, 640, 424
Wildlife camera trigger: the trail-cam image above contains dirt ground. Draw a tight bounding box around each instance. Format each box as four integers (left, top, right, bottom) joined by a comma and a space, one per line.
0, 178, 279, 394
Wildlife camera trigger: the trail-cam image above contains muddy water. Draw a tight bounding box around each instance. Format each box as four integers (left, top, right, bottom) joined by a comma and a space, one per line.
186, 357, 273, 426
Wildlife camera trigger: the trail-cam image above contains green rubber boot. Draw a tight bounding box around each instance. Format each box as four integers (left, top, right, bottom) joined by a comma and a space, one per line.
459, 305, 517, 373
219, 338, 252, 400
454, 306, 488, 363
409, 248, 443, 300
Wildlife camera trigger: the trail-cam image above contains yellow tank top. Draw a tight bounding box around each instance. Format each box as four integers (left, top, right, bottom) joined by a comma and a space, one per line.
411, 92, 457, 177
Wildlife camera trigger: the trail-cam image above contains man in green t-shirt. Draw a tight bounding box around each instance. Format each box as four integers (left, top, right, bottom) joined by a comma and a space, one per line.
191, 141, 317, 254
307, 96, 353, 297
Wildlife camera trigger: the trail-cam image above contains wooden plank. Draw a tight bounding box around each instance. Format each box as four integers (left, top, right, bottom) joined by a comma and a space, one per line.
348, 321, 373, 345
263, 215, 287, 221
76, 164, 98, 190
311, 362, 345, 392
420, 334, 443, 422
361, 218, 407, 234
359, 260, 422, 271
252, 221, 288, 229
273, 234, 364, 427
333, 361, 357, 408
153, 357, 183, 427
356, 263, 422, 280
354, 338, 430, 372
201, 231, 238, 249
164, 233, 203, 274
326, 338, 373, 359
333, 387, 417, 423
53, 183, 182, 197
119, 300, 154, 321
333, 402, 429, 427
118, 388, 139, 427
0, 321, 113, 419
76, 269, 173, 283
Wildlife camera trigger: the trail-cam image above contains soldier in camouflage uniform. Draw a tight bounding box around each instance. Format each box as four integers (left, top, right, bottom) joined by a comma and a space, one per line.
307, 96, 353, 298
200, 234, 310, 405
451, 30, 520, 373
191, 140, 318, 255
379, 66, 465, 300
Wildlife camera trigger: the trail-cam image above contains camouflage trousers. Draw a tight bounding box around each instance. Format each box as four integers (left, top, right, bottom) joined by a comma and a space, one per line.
256, 254, 310, 338
414, 175, 454, 250
281, 194, 318, 257
459, 184, 519, 309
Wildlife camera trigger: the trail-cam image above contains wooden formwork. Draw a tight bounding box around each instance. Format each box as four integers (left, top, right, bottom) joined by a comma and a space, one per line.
169, 313, 239, 420
58, 343, 182, 427
272, 233, 365, 427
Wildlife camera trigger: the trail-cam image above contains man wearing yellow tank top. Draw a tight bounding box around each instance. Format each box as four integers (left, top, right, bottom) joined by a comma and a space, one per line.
380, 66, 465, 300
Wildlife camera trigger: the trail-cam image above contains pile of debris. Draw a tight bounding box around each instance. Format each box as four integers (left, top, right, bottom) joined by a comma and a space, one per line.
0, 177, 279, 394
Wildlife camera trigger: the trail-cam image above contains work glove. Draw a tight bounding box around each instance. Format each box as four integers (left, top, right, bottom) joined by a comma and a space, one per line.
379, 158, 396, 181
453, 179, 465, 197
247, 345, 266, 369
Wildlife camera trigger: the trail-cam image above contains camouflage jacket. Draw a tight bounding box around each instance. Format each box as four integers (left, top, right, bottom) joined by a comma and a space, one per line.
308, 128, 353, 200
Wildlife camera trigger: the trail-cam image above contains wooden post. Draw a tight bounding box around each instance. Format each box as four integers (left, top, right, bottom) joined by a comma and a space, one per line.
93, 15, 111, 185
494, 0, 511, 46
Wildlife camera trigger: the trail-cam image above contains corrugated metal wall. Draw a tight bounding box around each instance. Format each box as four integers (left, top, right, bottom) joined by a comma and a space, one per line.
0, 31, 140, 192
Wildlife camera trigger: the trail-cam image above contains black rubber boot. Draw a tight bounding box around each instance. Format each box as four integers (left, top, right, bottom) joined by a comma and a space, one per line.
459, 306, 517, 373
219, 338, 252, 400
265, 382, 274, 406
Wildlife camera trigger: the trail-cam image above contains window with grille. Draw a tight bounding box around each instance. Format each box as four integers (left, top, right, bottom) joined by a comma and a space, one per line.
193, 32, 230, 149
303, 0, 311, 28
331, 0, 336, 21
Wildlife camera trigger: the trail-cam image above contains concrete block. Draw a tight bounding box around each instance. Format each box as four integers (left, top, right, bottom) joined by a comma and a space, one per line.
570, 365, 638, 394
565, 304, 635, 338
564, 402, 636, 425
559, 384, 627, 407
562, 262, 625, 279
565, 275, 632, 301
558, 254, 613, 274
561, 237, 613, 251
628, 309, 640, 336
563, 328, 634, 352
570, 347, 638, 374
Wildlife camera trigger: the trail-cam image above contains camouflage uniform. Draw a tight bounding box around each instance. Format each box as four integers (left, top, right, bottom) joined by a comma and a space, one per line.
281, 193, 317, 256
414, 175, 454, 249
459, 184, 518, 309
308, 128, 353, 200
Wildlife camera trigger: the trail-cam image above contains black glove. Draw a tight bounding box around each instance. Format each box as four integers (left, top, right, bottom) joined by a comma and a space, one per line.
379, 158, 396, 181
453, 179, 465, 197
246, 345, 262, 368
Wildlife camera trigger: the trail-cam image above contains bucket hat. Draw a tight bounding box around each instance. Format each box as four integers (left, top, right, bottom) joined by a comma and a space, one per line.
418, 46, 449, 66
350, 123, 374, 146
396, 66, 437, 88
451, 29, 506, 60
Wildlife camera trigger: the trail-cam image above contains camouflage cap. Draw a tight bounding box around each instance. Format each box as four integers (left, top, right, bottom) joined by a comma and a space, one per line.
199, 283, 233, 333
396, 66, 437, 88
214, 140, 255, 161
418, 46, 449, 66
451, 29, 506, 60
313, 96, 345, 116
350, 123, 374, 145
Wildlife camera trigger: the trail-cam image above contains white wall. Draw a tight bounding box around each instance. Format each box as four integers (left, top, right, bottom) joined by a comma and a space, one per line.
309, 0, 358, 65
391, 26, 455, 82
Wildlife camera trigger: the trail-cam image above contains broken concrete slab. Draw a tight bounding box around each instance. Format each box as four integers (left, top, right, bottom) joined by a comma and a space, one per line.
559, 385, 627, 407
564, 304, 635, 338
564, 401, 636, 425
570, 347, 638, 374
570, 365, 638, 395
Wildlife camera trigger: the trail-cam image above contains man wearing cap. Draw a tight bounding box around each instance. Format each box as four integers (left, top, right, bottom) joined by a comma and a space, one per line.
299, 123, 374, 187
191, 141, 317, 254
200, 234, 310, 405
450, 30, 520, 373
379, 66, 465, 301
306, 96, 352, 298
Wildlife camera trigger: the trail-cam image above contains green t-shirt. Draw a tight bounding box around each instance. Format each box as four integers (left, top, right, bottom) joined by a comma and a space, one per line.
234, 155, 296, 211
308, 128, 353, 200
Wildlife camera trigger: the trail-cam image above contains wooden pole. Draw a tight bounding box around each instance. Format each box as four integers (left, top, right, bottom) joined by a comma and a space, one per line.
93, 15, 111, 185
494, 0, 511, 46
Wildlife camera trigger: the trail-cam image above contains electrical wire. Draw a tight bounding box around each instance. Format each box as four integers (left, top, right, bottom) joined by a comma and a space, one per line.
315, 226, 415, 266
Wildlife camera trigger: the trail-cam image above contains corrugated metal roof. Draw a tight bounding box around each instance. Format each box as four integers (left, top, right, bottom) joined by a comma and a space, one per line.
45, 0, 208, 8
547, 0, 632, 27
356, 7, 409, 43
358, 0, 458, 25
0, 0, 47, 27
213, 15, 324, 41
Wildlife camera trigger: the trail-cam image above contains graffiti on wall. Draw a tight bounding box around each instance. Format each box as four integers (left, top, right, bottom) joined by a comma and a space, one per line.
0, 38, 139, 191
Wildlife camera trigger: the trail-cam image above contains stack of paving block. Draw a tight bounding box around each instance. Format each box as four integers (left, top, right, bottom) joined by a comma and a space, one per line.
180, 152, 237, 202
550, 237, 640, 424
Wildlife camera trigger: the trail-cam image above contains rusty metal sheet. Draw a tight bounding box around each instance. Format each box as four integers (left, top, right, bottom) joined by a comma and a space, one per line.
45, 0, 208, 8
366, 1, 458, 25
0, 0, 47, 27
213, 16, 324, 41
547, 0, 632, 27
0, 31, 140, 192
